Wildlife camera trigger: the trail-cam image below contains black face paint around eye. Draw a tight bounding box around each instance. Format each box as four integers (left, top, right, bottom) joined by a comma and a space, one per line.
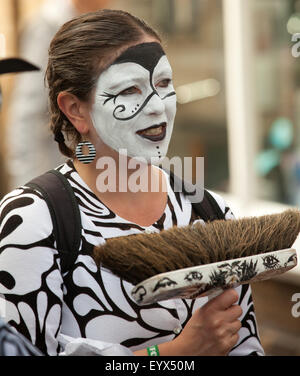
91, 43, 177, 163
100, 43, 176, 122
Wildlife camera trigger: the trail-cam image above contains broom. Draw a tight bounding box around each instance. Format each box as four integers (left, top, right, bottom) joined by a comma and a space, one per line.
92, 209, 300, 303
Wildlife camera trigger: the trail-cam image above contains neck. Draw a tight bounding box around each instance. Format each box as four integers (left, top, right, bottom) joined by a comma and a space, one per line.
73, 154, 168, 227
73, 156, 166, 198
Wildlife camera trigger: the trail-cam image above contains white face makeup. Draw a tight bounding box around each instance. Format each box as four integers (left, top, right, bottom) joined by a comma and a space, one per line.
91, 42, 177, 164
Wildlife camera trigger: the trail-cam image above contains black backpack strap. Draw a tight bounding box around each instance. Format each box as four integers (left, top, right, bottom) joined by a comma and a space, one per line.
26, 170, 82, 274
167, 169, 225, 222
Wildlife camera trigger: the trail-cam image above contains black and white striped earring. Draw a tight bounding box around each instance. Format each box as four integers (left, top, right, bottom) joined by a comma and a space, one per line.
75, 141, 96, 164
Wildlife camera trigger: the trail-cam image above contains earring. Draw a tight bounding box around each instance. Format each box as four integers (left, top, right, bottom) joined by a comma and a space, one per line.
75, 141, 96, 164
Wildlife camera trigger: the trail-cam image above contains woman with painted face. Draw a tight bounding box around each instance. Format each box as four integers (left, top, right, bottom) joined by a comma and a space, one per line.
0, 10, 264, 356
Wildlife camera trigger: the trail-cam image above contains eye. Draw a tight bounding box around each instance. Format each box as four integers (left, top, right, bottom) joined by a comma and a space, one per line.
156, 78, 171, 88
262, 255, 280, 269
184, 271, 203, 282
153, 277, 177, 292
119, 86, 141, 96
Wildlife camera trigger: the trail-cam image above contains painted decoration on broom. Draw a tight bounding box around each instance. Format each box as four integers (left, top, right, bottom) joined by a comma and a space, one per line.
92, 209, 300, 305
131, 248, 297, 304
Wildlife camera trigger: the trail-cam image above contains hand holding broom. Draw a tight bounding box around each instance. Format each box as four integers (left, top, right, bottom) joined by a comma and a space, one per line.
92, 210, 300, 356
92, 209, 300, 305
167, 288, 242, 356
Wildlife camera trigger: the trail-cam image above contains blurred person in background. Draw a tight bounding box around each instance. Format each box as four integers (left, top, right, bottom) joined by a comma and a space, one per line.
0, 56, 42, 356
0, 317, 42, 355
5, 0, 111, 190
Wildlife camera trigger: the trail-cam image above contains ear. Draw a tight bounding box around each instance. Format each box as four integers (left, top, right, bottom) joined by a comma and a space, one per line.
57, 91, 90, 134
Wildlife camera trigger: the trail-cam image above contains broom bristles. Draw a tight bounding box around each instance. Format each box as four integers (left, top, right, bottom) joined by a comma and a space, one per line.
92, 209, 300, 285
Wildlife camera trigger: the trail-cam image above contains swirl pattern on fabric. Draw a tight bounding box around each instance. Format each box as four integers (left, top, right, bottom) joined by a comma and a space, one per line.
0, 160, 264, 356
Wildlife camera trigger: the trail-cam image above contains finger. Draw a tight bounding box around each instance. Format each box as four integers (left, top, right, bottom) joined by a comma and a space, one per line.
228, 332, 240, 351
227, 320, 242, 335
224, 304, 243, 322
217, 329, 240, 356
215, 320, 241, 340
209, 288, 239, 311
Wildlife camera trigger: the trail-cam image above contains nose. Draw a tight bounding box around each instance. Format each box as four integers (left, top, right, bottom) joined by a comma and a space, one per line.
143, 92, 165, 116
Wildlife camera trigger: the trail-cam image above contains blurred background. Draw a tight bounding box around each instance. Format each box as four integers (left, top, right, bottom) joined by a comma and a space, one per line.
0, 0, 299, 355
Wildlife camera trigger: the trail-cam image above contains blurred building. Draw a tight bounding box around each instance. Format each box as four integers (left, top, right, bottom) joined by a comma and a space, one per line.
0, 0, 299, 355
3, 0, 110, 189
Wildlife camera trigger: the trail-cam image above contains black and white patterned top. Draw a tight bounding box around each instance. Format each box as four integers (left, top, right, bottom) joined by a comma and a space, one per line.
0, 160, 264, 356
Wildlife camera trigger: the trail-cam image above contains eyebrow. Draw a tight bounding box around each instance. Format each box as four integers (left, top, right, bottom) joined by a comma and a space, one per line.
105, 79, 135, 92
154, 68, 173, 78
103, 73, 150, 92
98, 58, 172, 94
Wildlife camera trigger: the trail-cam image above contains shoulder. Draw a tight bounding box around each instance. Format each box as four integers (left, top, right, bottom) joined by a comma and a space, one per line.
161, 168, 235, 222
0, 186, 53, 244
205, 189, 235, 220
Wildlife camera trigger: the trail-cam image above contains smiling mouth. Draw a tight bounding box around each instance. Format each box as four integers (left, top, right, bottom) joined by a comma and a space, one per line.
136, 122, 167, 142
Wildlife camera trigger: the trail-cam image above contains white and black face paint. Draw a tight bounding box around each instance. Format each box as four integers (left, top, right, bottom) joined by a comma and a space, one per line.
91, 42, 177, 164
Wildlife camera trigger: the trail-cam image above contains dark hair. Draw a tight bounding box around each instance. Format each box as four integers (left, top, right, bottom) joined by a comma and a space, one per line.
46, 9, 161, 157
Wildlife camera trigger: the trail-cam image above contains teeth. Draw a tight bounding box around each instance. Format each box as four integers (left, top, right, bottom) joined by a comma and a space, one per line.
142, 126, 163, 136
